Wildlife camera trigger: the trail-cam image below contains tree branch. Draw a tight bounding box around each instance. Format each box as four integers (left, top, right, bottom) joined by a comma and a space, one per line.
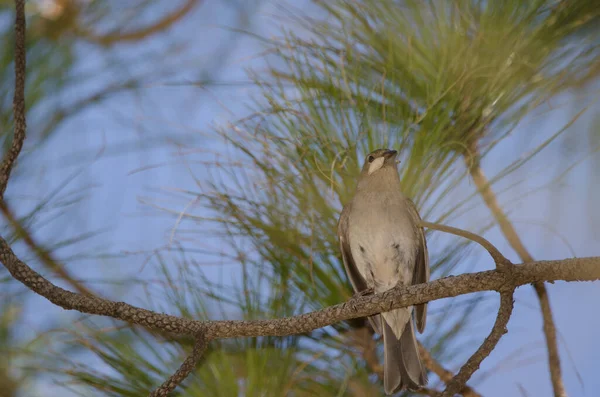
0, 200, 97, 296
2, 227, 598, 338
420, 221, 511, 269
0, 0, 26, 199
81, 0, 201, 46
3, 2, 594, 395
149, 335, 207, 396
421, 219, 515, 394
442, 291, 515, 397
418, 342, 482, 397
2, 231, 598, 392
466, 145, 567, 397
533, 282, 565, 396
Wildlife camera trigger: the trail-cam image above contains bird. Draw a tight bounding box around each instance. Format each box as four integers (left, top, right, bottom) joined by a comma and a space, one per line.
337, 148, 429, 394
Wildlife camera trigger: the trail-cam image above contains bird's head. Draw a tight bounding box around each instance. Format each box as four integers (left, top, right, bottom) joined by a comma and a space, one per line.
359, 148, 399, 178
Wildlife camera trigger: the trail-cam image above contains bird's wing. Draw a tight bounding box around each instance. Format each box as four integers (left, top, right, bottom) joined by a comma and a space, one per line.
338, 202, 382, 334
338, 202, 366, 293
406, 198, 430, 333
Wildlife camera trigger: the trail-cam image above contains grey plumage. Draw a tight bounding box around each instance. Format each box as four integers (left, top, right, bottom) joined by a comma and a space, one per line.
338, 148, 429, 394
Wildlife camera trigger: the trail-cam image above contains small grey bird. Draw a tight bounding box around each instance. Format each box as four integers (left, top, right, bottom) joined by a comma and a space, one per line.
337, 148, 429, 394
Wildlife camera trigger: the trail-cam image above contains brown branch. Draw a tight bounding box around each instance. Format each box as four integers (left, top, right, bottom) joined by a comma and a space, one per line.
418, 342, 482, 397
3, 233, 597, 393
466, 146, 567, 397
4, 3, 198, 394
149, 335, 207, 396
442, 291, 515, 397
82, 0, 201, 46
533, 282, 565, 396
2, 228, 598, 338
1, 3, 589, 395
420, 221, 511, 270
1, 5, 103, 293
416, 221, 512, 396
1, 200, 599, 395
0, 0, 26, 199
0, 200, 97, 296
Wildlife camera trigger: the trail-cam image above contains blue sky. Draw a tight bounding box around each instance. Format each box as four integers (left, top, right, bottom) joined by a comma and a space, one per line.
5, 1, 599, 396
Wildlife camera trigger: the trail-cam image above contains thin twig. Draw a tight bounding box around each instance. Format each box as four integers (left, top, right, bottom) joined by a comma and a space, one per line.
82, 0, 201, 46
418, 342, 482, 397
466, 147, 567, 397
420, 221, 511, 269
0, 200, 97, 296
149, 335, 208, 396
442, 291, 515, 397
533, 282, 565, 396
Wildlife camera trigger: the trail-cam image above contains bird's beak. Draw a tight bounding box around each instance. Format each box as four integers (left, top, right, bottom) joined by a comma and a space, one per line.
382, 149, 398, 159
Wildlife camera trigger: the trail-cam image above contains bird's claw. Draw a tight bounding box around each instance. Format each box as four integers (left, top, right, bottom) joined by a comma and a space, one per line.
353, 288, 374, 299
349, 289, 374, 311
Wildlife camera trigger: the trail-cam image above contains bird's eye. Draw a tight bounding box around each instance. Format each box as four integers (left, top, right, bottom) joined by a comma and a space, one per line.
368, 155, 375, 163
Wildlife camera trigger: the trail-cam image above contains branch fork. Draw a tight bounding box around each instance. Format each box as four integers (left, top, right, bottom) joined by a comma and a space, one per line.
1, 2, 595, 396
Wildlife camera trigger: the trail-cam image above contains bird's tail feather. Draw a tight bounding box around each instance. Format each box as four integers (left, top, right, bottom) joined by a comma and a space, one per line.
383, 319, 427, 394
400, 319, 427, 386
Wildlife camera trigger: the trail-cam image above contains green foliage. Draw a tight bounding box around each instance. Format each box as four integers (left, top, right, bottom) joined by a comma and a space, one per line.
9, 0, 598, 396
0, 1, 222, 396
169, 0, 596, 394
0, 299, 21, 397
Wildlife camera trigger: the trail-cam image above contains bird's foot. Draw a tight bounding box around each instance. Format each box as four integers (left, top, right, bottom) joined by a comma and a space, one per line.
350, 289, 375, 311
353, 288, 374, 299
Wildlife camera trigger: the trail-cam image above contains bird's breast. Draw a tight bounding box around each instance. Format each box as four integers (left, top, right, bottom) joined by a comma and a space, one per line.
347, 196, 417, 291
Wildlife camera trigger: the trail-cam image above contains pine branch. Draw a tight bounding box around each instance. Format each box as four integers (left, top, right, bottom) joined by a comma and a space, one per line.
466, 143, 567, 397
